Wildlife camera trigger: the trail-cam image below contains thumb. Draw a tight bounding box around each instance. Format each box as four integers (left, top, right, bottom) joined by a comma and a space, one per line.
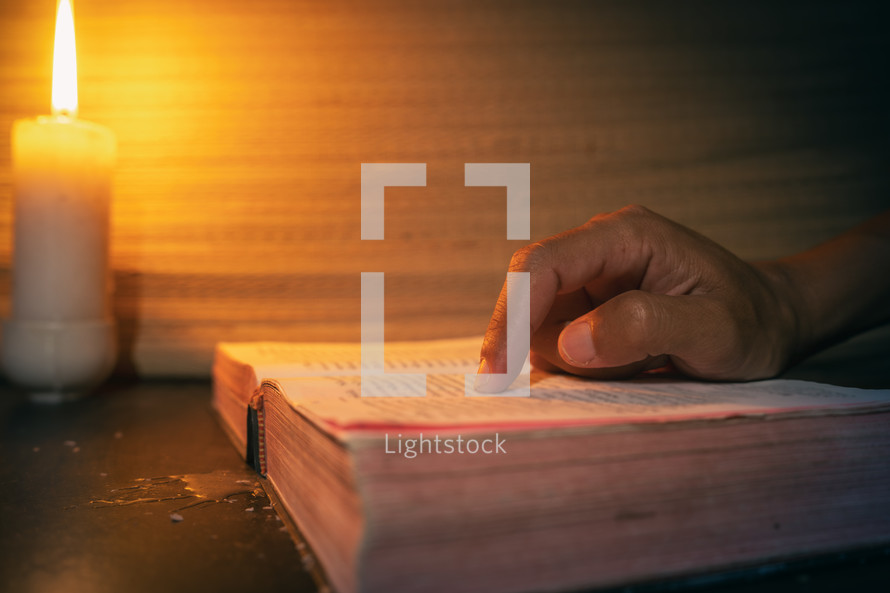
557, 290, 713, 369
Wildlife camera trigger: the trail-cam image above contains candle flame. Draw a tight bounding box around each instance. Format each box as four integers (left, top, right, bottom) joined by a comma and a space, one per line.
51, 0, 78, 117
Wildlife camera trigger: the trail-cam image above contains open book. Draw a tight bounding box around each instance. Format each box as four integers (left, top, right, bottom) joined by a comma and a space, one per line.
212, 337, 890, 593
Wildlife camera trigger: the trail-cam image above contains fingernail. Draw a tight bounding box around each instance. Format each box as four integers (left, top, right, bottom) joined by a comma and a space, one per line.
559, 321, 595, 366
473, 359, 490, 391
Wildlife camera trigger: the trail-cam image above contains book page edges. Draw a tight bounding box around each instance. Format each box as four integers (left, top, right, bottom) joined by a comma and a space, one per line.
262, 375, 890, 442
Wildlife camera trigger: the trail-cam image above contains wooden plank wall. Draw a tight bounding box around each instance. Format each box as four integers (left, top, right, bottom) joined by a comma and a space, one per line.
0, 0, 888, 376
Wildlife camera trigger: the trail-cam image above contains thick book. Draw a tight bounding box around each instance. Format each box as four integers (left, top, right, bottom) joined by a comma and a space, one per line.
212, 337, 890, 593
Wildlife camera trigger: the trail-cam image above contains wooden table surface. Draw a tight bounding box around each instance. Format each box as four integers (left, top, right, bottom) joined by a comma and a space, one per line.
0, 380, 315, 593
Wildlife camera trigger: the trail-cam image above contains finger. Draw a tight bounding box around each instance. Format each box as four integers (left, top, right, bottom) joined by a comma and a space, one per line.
532, 291, 658, 377
478, 206, 667, 391
531, 290, 596, 358
530, 290, 670, 378
557, 290, 724, 373
475, 271, 532, 393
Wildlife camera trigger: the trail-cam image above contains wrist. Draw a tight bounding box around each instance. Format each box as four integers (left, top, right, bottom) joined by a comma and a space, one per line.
754, 259, 812, 366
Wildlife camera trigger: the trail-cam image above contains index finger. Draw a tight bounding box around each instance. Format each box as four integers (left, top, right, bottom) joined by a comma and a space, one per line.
475, 206, 661, 392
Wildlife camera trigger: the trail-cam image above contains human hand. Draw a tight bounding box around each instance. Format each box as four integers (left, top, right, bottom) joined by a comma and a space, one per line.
474, 205, 801, 392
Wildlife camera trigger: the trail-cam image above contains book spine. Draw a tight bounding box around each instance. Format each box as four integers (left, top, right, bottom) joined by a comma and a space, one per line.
246, 389, 268, 477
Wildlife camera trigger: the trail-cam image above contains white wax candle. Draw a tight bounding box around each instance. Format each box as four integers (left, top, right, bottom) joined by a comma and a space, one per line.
11, 116, 115, 320
2, 0, 117, 401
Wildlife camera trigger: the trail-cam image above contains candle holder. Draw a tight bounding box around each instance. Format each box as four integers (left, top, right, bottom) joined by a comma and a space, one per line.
2, 319, 116, 403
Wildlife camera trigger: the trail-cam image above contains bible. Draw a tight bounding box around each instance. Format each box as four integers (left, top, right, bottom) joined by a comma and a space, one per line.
212, 337, 890, 593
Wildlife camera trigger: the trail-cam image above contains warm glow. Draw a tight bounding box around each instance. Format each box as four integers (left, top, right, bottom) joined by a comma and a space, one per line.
51, 0, 78, 116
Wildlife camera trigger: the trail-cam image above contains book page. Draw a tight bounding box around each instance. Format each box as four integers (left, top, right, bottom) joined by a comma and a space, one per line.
219, 337, 481, 382
269, 371, 890, 434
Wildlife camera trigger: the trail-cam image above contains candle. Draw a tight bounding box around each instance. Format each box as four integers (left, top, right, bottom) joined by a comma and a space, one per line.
2, 0, 117, 402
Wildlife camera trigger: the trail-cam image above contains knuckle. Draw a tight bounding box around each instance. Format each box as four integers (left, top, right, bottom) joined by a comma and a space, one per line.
613, 205, 669, 249
583, 204, 661, 247
582, 211, 609, 227
615, 205, 658, 237
509, 241, 550, 272
584, 204, 653, 229
620, 204, 653, 217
